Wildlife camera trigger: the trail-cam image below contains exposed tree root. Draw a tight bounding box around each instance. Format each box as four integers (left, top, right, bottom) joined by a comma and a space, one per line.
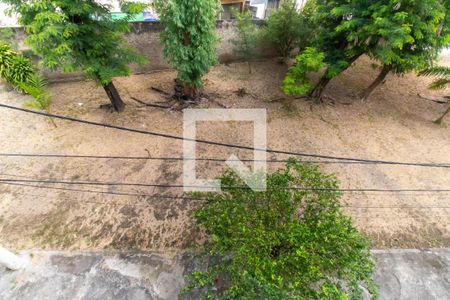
151, 86, 171, 96
130, 97, 170, 109
417, 93, 450, 104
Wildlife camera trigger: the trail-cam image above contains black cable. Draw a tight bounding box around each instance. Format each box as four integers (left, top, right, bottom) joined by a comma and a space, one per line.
0, 153, 379, 165
1, 177, 450, 193
0, 181, 206, 201
1, 103, 449, 168
2, 174, 447, 197
3, 181, 450, 209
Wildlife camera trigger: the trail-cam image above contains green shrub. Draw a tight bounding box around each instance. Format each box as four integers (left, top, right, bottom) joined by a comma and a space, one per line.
3, 54, 35, 86
0, 42, 50, 109
0, 43, 14, 75
184, 159, 377, 299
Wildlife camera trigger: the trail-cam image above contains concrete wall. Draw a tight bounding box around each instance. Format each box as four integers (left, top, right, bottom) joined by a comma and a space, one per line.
7, 21, 276, 82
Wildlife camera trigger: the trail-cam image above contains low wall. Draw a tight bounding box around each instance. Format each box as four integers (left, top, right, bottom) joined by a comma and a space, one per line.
7, 20, 276, 83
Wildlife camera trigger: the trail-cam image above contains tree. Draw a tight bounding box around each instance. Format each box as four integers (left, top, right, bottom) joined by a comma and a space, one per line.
283, 0, 370, 99
183, 160, 377, 299
420, 66, 450, 124
231, 9, 258, 74
284, 0, 449, 101
2, 0, 148, 112
333, 0, 450, 100
155, 0, 220, 100
263, 0, 313, 62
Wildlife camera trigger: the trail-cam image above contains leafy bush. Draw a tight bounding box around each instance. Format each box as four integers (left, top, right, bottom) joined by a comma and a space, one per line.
283, 47, 326, 95
0, 43, 15, 76
263, 0, 314, 61
3, 54, 35, 85
231, 10, 259, 74
0, 42, 50, 109
184, 159, 377, 299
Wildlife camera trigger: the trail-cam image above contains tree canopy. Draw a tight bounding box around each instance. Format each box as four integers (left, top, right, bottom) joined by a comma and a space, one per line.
184, 160, 377, 299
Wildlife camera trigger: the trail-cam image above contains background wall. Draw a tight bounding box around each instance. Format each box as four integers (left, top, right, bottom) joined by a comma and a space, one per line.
7, 20, 276, 82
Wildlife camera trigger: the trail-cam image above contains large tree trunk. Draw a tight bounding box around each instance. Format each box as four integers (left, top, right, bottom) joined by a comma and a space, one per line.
434, 104, 450, 125
361, 65, 391, 101
309, 76, 332, 100
102, 81, 125, 112
174, 80, 200, 101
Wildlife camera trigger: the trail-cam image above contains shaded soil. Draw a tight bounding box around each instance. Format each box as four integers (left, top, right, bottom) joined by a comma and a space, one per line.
0, 56, 449, 250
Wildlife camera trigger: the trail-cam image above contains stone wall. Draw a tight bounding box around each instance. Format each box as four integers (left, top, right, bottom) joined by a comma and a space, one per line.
7, 20, 276, 82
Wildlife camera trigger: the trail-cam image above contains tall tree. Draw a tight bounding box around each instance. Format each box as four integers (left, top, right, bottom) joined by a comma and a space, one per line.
2, 0, 147, 112
263, 0, 310, 62
231, 9, 259, 74
155, 0, 220, 100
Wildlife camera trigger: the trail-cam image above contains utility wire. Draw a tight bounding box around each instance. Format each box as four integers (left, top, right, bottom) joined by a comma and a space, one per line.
0, 153, 380, 165
1, 103, 449, 168
1, 177, 450, 193
0, 181, 205, 201
2, 181, 450, 209
1, 174, 447, 197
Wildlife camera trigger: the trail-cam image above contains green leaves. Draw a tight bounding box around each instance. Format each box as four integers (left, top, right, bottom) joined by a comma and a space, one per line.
185, 160, 377, 299
420, 66, 450, 90
0, 42, 51, 109
0, 43, 33, 85
283, 47, 326, 95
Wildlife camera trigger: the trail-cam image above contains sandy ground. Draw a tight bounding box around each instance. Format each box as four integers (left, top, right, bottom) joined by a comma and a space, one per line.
0, 57, 449, 251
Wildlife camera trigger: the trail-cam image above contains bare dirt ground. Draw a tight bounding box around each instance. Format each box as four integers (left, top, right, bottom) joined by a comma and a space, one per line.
0, 56, 449, 251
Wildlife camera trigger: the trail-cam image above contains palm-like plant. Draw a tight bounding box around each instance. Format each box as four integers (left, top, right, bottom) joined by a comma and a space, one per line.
0, 42, 51, 109
420, 66, 450, 124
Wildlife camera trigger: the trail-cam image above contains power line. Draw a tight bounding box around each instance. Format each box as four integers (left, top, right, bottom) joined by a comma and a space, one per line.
1, 174, 447, 197
1, 177, 450, 193
0, 181, 205, 201
0, 103, 449, 168
2, 181, 450, 209
0, 153, 380, 165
